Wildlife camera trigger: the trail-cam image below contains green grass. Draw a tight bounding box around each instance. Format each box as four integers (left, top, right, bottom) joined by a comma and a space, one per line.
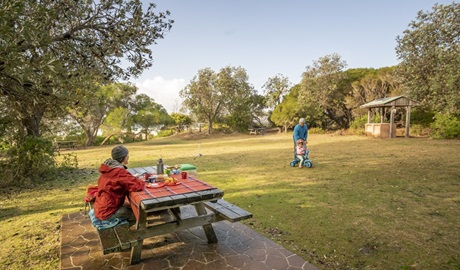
1, 133, 459, 269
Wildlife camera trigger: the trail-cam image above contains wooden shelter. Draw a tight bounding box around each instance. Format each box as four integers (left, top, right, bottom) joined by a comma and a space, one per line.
360, 96, 420, 138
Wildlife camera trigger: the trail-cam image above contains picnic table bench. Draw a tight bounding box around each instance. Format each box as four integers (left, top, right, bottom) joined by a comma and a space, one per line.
97, 223, 138, 255
249, 127, 266, 135
55, 140, 77, 151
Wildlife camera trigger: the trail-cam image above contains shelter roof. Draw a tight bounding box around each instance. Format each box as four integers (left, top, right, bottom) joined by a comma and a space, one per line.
360, 95, 420, 109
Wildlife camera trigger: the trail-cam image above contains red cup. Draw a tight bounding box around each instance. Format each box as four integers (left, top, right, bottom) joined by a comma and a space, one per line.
181, 171, 187, 179
144, 173, 150, 181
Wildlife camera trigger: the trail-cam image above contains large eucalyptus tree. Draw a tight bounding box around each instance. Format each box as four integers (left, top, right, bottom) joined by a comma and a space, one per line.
0, 0, 173, 140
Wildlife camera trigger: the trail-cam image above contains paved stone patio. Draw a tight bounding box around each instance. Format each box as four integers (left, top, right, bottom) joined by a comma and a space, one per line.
60, 207, 320, 270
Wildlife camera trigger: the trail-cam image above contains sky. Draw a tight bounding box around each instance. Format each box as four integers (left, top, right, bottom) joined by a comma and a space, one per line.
133, 0, 455, 113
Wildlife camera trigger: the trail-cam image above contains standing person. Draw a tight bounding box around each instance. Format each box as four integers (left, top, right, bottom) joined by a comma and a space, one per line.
296, 139, 307, 168
93, 145, 145, 224
293, 118, 308, 159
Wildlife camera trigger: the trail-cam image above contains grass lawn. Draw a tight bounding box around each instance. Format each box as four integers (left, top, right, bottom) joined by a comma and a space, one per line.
0, 133, 459, 269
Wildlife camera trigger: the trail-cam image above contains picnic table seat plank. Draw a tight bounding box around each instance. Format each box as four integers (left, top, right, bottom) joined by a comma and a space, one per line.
97, 223, 138, 255
204, 199, 253, 222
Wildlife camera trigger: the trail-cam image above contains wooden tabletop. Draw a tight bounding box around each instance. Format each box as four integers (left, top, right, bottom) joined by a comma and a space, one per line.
127, 167, 224, 218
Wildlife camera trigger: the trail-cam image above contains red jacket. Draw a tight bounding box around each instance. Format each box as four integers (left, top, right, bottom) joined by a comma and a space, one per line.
94, 160, 145, 220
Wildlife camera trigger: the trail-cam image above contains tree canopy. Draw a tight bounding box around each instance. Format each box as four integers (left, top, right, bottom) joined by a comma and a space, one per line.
262, 74, 292, 110
300, 53, 351, 129
396, 2, 460, 117
180, 66, 260, 133
0, 0, 173, 141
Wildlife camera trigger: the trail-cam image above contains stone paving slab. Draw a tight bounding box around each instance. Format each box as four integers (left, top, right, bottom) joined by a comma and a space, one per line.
60, 208, 320, 270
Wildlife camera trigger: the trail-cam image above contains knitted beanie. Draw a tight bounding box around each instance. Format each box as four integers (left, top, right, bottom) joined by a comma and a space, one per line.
111, 145, 129, 162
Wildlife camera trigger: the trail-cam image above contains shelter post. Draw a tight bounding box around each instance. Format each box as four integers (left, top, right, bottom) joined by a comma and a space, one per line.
405, 106, 411, 138
389, 106, 396, 138
380, 108, 384, 123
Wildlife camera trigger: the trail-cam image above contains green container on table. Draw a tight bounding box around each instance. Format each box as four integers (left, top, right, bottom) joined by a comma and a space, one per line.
180, 164, 197, 176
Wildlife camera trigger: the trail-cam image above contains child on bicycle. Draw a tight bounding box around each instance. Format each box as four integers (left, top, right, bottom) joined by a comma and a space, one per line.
296, 139, 307, 168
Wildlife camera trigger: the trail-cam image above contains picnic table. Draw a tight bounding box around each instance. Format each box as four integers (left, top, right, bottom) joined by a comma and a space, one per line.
54, 140, 77, 152
249, 127, 266, 135
98, 166, 252, 265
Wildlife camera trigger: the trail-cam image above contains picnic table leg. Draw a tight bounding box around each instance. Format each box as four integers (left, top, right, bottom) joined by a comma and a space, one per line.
135, 207, 147, 230
130, 241, 143, 265
194, 203, 218, 243
130, 208, 147, 264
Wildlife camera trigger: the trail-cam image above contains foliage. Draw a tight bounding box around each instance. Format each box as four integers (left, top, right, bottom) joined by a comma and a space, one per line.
430, 113, 460, 139
271, 85, 315, 132
345, 67, 403, 117
181, 66, 261, 134
307, 127, 326, 134
410, 107, 435, 127
171, 113, 193, 133
218, 66, 259, 131
59, 153, 79, 169
300, 53, 351, 129
180, 68, 219, 134
0, 0, 173, 141
348, 114, 381, 135
349, 115, 369, 130
262, 73, 292, 110
156, 129, 174, 137
0, 137, 56, 187
396, 2, 460, 117
100, 107, 131, 144
68, 82, 137, 146
409, 124, 431, 137
349, 114, 382, 130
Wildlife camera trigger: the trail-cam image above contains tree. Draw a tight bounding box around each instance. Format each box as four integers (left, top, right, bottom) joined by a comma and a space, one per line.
300, 53, 351, 129
181, 66, 261, 133
100, 107, 131, 145
396, 2, 460, 117
218, 66, 257, 131
0, 0, 173, 141
271, 85, 319, 132
131, 94, 173, 139
67, 83, 137, 146
180, 68, 221, 134
345, 67, 402, 117
262, 74, 292, 110
171, 113, 193, 133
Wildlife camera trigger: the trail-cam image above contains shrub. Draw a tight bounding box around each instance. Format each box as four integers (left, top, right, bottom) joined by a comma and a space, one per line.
0, 137, 82, 188
349, 115, 367, 131
348, 115, 379, 135
430, 113, 460, 139
156, 129, 174, 137
410, 124, 431, 137
308, 127, 325, 134
411, 108, 435, 127
60, 153, 79, 169
0, 137, 56, 187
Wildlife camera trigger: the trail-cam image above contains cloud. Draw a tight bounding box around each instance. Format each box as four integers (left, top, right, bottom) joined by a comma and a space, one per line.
135, 77, 187, 114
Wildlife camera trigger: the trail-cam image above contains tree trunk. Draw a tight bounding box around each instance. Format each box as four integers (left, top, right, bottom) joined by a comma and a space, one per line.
84, 128, 97, 146
21, 114, 42, 137
208, 117, 213, 134
100, 133, 114, 145
19, 104, 45, 138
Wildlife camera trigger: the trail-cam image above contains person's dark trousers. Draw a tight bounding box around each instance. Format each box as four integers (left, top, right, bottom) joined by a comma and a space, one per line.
293, 140, 297, 159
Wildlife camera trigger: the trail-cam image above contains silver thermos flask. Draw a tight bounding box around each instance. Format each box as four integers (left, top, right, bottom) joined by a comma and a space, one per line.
157, 158, 164, 174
